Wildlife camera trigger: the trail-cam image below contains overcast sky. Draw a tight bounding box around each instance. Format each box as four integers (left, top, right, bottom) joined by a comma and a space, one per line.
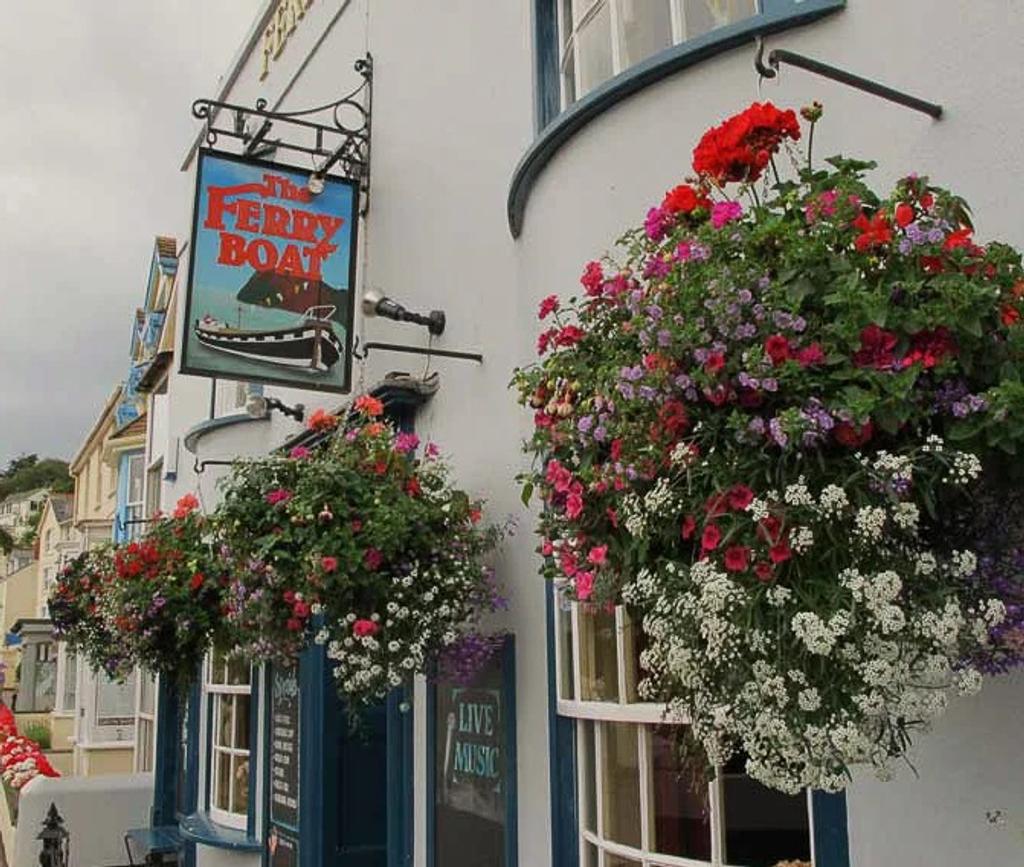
0, 2, 257, 468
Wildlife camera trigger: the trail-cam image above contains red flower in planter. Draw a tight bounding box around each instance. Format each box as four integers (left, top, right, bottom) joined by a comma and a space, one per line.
724, 545, 751, 572
853, 324, 899, 370
853, 212, 893, 251
765, 334, 791, 366
353, 618, 379, 638
693, 102, 801, 183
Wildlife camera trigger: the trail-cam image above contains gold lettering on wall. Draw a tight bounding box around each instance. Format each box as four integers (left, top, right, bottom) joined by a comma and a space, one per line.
260, 0, 315, 80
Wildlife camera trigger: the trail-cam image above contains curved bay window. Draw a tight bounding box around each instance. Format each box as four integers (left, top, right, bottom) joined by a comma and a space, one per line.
557, 0, 757, 106
554, 586, 814, 867
204, 652, 252, 829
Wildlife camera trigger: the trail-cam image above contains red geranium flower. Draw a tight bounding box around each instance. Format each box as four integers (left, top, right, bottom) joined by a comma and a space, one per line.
727, 484, 754, 511
173, 493, 200, 519
661, 184, 700, 214
704, 352, 726, 375
681, 514, 697, 539
405, 476, 422, 497
1001, 304, 1021, 327
364, 548, 383, 570
834, 420, 874, 448
894, 202, 915, 228
754, 562, 774, 583
190, 572, 205, 591
705, 493, 729, 518
353, 395, 384, 417
701, 524, 722, 551
796, 343, 825, 367
902, 327, 957, 369
581, 261, 604, 296
723, 545, 751, 572
764, 334, 791, 366
853, 212, 893, 251
555, 325, 584, 347
692, 102, 801, 183
307, 407, 340, 431
769, 541, 792, 564
538, 294, 560, 320
853, 324, 899, 369
757, 515, 784, 544
353, 619, 379, 638
321, 556, 338, 573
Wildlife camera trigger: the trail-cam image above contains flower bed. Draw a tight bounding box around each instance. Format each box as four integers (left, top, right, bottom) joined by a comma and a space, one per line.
515, 102, 1024, 791
216, 398, 504, 707
0, 705, 58, 808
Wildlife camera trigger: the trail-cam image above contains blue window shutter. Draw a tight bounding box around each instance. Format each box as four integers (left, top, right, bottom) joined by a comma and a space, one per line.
812, 790, 851, 867
547, 584, 579, 867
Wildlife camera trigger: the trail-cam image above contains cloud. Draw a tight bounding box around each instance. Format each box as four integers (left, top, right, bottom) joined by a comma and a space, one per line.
0, 2, 256, 466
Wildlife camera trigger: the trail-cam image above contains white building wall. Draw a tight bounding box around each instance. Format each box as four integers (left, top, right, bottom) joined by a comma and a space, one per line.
155, 0, 1024, 865
515, 2, 1024, 866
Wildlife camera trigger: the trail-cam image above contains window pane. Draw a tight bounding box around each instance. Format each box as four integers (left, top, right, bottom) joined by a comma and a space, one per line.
579, 604, 619, 702
234, 695, 251, 750
558, 594, 575, 700
580, 720, 597, 833
681, 0, 757, 40
217, 697, 233, 749
562, 49, 578, 106
605, 856, 641, 867
97, 670, 135, 725
722, 755, 811, 867
62, 652, 77, 711
215, 751, 232, 811
601, 722, 641, 848
138, 718, 154, 772
227, 656, 251, 686
582, 841, 598, 867
232, 754, 250, 816
571, 0, 595, 25
651, 727, 712, 859
139, 673, 156, 715
576, 1, 613, 97
615, 0, 673, 68
128, 454, 145, 504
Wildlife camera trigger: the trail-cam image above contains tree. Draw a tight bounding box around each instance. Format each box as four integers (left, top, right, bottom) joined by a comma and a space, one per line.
0, 455, 72, 500
0, 527, 13, 555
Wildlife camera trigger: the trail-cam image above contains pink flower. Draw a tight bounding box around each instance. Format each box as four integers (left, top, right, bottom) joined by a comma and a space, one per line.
321, 556, 338, 573
565, 493, 584, 520
394, 432, 420, 454
581, 261, 604, 296
425, 442, 440, 459
265, 488, 293, 505
723, 545, 751, 572
289, 446, 312, 460
711, 200, 743, 229
587, 545, 608, 566
796, 343, 826, 367
353, 619, 379, 638
541, 539, 554, 556
575, 571, 595, 601
364, 548, 383, 570
173, 493, 199, 519
293, 601, 311, 618
727, 484, 754, 511
538, 294, 560, 319
701, 524, 721, 551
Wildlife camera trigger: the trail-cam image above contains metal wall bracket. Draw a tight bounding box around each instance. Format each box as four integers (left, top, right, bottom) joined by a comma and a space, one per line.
192, 53, 374, 212
755, 38, 942, 119
353, 337, 484, 364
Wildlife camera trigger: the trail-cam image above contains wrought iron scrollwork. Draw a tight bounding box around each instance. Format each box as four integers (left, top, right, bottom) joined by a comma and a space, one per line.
191, 53, 374, 207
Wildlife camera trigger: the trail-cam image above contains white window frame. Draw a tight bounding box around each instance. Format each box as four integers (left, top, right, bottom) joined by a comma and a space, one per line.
124, 452, 146, 541
203, 653, 252, 831
555, 586, 816, 867
557, 0, 759, 107
54, 644, 78, 718
134, 671, 158, 772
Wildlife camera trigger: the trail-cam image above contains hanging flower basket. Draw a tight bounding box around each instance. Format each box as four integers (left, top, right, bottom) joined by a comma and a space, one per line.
50, 496, 229, 688
216, 397, 504, 708
49, 546, 125, 677
514, 102, 1024, 792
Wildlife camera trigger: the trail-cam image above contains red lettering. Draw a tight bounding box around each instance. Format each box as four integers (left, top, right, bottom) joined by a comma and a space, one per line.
316, 215, 345, 242
204, 188, 233, 231
248, 239, 278, 271
261, 204, 292, 239
277, 244, 305, 277
217, 232, 247, 266
291, 211, 319, 242
235, 199, 263, 233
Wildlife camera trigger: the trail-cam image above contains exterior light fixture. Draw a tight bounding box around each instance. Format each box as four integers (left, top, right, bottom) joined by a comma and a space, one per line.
246, 394, 305, 422
361, 290, 446, 336
306, 172, 326, 195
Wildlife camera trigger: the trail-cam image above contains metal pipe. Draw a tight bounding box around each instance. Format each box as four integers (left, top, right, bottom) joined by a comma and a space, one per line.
361, 341, 483, 363
755, 39, 942, 120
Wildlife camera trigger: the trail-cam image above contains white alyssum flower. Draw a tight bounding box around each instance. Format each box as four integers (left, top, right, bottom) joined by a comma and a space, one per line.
790, 526, 814, 554
818, 484, 849, 516
891, 502, 920, 531
783, 477, 814, 507
854, 506, 887, 541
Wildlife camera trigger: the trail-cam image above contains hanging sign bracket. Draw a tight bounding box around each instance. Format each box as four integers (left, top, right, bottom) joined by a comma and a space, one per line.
192, 53, 374, 210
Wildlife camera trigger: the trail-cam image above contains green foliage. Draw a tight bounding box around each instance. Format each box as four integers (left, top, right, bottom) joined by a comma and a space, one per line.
18, 723, 51, 751
0, 455, 72, 500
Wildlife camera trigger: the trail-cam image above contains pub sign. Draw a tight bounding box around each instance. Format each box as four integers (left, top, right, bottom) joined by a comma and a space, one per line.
181, 149, 358, 393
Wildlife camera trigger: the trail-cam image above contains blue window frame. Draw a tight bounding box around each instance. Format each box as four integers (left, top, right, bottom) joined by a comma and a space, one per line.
512, 0, 844, 237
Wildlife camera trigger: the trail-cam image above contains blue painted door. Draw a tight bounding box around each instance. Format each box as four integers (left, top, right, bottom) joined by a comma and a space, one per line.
332, 702, 388, 865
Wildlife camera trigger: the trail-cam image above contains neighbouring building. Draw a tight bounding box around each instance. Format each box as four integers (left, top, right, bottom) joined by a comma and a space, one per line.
0, 488, 48, 540
30, 3, 1024, 867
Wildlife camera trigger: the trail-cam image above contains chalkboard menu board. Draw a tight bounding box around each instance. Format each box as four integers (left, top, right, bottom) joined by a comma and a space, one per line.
269, 662, 300, 830
433, 638, 514, 867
